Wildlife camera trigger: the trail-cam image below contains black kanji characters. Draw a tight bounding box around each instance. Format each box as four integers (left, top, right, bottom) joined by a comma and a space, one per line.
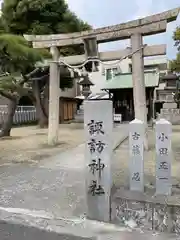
96, 140, 105, 154
87, 120, 104, 135
88, 180, 105, 196
159, 161, 168, 170
132, 132, 140, 140
132, 145, 140, 155
88, 139, 96, 154
159, 148, 168, 155
132, 172, 140, 181
158, 133, 168, 142
88, 139, 105, 154
88, 158, 105, 178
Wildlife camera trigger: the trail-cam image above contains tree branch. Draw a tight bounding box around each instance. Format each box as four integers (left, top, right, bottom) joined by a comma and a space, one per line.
20, 75, 29, 85
31, 74, 49, 82
21, 67, 49, 85
0, 90, 16, 101
25, 66, 49, 79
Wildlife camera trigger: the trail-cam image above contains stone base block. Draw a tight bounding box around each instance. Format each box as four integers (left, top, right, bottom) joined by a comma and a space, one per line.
160, 108, 180, 115
163, 103, 177, 109
111, 189, 180, 233
159, 108, 180, 124
159, 114, 180, 124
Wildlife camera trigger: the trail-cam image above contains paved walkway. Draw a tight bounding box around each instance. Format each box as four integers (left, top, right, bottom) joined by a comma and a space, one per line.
0, 124, 128, 220
0, 219, 177, 240
1, 124, 180, 238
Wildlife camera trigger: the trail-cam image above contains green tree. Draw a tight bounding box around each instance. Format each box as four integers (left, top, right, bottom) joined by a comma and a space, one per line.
0, 0, 92, 128
169, 27, 180, 73
1, 0, 90, 34
169, 27, 180, 107
1, 0, 91, 56
0, 34, 46, 136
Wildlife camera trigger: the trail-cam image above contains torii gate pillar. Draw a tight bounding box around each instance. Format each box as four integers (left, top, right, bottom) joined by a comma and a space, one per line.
131, 33, 146, 123
48, 46, 60, 145
131, 33, 148, 149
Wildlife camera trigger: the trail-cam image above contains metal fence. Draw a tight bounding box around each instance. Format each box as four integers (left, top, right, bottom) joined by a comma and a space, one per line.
0, 105, 37, 125
0, 105, 122, 125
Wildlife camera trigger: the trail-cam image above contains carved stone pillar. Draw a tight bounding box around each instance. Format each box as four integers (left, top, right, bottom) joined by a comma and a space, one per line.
48, 46, 60, 145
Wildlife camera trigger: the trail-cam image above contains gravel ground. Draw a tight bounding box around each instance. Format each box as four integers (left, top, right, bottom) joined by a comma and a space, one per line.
0, 123, 85, 165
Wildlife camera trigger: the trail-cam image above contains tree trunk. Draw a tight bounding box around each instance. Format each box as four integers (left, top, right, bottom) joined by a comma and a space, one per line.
36, 101, 48, 128
44, 83, 49, 117
0, 99, 17, 137
33, 81, 48, 128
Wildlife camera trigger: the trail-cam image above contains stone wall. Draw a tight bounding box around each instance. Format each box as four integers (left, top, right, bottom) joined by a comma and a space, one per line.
111, 189, 180, 233
158, 102, 180, 124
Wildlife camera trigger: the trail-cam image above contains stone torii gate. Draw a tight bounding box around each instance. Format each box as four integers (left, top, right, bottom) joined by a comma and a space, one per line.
24, 7, 180, 146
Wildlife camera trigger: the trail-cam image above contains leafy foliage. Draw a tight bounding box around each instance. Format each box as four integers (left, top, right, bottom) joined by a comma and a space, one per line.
0, 0, 92, 132
1, 0, 91, 58
1, 0, 91, 35
170, 53, 180, 73
170, 27, 180, 73
0, 0, 92, 91
0, 34, 44, 73
0, 34, 45, 98
173, 27, 180, 51
0, 74, 30, 97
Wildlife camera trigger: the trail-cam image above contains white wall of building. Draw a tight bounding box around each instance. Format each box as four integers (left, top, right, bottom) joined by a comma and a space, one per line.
57, 55, 168, 98
89, 56, 168, 95
89, 66, 106, 94
89, 59, 130, 94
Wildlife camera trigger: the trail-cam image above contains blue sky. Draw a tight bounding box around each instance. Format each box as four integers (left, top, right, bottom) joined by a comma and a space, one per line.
66, 0, 180, 59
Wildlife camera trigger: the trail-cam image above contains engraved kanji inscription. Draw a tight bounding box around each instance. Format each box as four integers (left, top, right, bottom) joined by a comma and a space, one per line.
88, 158, 105, 178
158, 133, 168, 142
132, 132, 140, 140
159, 148, 168, 156
88, 180, 105, 196
132, 172, 140, 181
87, 120, 104, 135
132, 145, 140, 155
87, 139, 105, 154
159, 161, 168, 170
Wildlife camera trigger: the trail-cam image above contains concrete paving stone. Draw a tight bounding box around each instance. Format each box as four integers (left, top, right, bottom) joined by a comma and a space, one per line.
0, 124, 128, 219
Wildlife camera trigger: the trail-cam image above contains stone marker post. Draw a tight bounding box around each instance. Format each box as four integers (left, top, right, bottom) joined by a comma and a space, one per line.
129, 119, 145, 192
84, 100, 113, 222
155, 118, 172, 195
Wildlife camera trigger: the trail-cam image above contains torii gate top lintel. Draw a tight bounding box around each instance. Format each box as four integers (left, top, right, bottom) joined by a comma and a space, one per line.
40, 7, 179, 146
24, 7, 180, 48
